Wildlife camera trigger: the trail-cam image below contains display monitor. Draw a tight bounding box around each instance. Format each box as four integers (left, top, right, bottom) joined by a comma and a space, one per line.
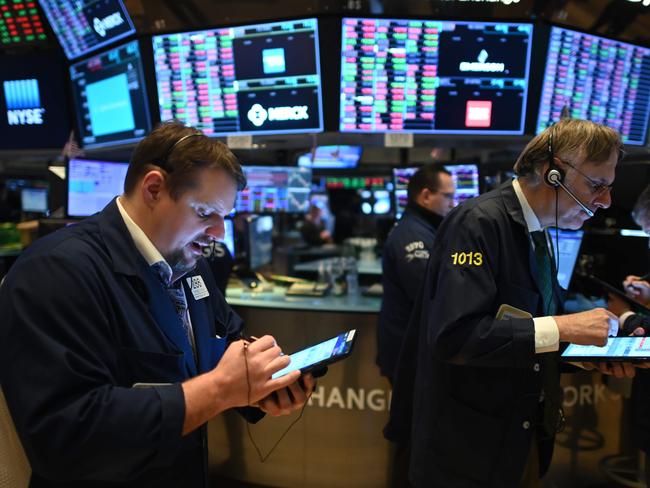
298, 145, 362, 169
0, 0, 48, 47
246, 215, 273, 270
67, 158, 128, 217
235, 166, 311, 213
444, 164, 480, 207
360, 189, 391, 215
69, 40, 151, 149
537, 26, 650, 146
152, 18, 323, 136
39, 0, 135, 60
5, 179, 49, 214
0, 51, 70, 149
392, 167, 418, 219
340, 18, 533, 134
550, 228, 584, 290
220, 218, 235, 256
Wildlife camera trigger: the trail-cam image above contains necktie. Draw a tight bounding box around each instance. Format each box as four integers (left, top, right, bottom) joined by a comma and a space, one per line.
530, 231, 563, 437
151, 262, 193, 347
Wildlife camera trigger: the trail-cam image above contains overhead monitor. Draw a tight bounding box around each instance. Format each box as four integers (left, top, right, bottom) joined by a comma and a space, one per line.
0, 51, 70, 149
538, 26, 650, 146
69, 39, 151, 149
0, 0, 48, 47
152, 18, 324, 136
340, 18, 533, 134
392, 167, 418, 219
298, 145, 361, 169
246, 215, 273, 270
444, 163, 480, 207
550, 228, 584, 290
67, 158, 128, 217
5, 178, 49, 214
39, 0, 135, 60
235, 166, 311, 213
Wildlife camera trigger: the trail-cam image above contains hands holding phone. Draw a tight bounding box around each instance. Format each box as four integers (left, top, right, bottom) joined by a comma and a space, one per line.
623, 275, 650, 305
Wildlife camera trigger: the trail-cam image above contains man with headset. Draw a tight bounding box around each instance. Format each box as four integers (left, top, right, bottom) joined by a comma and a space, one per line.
387, 119, 626, 487
0, 121, 315, 487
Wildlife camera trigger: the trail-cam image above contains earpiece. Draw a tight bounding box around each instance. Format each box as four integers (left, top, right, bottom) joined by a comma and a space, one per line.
543, 124, 565, 188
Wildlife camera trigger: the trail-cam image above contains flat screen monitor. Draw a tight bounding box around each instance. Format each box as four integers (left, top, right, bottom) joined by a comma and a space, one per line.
67, 158, 128, 217
235, 166, 311, 213
444, 164, 480, 207
247, 215, 273, 270
537, 26, 650, 146
340, 18, 533, 134
220, 218, 235, 257
0, 0, 48, 47
5, 179, 49, 214
392, 167, 418, 219
550, 228, 584, 290
69, 40, 151, 149
152, 18, 324, 136
298, 145, 361, 169
39, 0, 135, 60
0, 51, 70, 149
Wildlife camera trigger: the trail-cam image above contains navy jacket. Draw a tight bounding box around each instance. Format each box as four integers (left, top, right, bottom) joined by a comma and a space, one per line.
0, 200, 253, 487
377, 203, 442, 380
387, 181, 565, 488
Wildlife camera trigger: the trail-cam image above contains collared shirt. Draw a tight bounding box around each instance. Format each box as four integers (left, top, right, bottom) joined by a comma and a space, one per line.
512, 178, 560, 354
116, 196, 196, 348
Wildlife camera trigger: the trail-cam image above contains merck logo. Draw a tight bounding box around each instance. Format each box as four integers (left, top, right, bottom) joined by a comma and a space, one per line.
247, 103, 309, 127
93, 12, 124, 37
459, 49, 505, 73
3, 79, 45, 126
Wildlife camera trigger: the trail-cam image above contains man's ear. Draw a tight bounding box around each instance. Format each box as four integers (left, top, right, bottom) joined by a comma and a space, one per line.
140, 170, 166, 208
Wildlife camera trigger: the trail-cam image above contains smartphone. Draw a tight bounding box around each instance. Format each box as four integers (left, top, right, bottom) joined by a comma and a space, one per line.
271, 329, 357, 379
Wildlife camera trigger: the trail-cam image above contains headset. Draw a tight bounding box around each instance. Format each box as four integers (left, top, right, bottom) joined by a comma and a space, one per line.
158, 132, 204, 169
544, 124, 594, 218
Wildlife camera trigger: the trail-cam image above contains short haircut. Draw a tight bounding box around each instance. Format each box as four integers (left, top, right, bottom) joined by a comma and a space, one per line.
407, 164, 452, 204
514, 119, 624, 182
124, 120, 246, 199
632, 183, 650, 228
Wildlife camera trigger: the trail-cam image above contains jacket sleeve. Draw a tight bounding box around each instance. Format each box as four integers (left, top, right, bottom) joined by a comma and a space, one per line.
426, 207, 536, 368
0, 251, 186, 482
392, 235, 432, 302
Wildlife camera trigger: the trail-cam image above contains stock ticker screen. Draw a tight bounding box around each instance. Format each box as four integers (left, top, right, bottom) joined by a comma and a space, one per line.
152, 18, 324, 136
340, 18, 533, 134
39, 0, 135, 60
0, 0, 47, 46
235, 166, 312, 213
537, 26, 650, 146
69, 40, 151, 148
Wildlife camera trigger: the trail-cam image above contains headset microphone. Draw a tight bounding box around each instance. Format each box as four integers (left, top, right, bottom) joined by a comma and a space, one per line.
546, 168, 595, 217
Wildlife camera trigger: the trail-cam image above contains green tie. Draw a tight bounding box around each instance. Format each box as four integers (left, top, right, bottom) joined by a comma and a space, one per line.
530, 230, 563, 437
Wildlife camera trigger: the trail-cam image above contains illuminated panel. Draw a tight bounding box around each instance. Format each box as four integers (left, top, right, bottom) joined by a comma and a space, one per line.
235, 166, 312, 213
39, 0, 135, 59
444, 164, 480, 206
340, 18, 532, 134
538, 26, 650, 146
153, 18, 323, 136
0, 0, 47, 46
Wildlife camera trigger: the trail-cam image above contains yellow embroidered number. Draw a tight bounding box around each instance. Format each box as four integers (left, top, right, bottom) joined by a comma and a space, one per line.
451, 252, 483, 266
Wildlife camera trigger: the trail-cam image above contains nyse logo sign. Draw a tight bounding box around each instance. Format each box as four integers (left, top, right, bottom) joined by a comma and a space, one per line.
93, 12, 124, 37
247, 103, 309, 127
3, 79, 45, 126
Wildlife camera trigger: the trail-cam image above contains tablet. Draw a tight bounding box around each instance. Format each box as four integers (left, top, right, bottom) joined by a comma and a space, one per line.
561, 337, 650, 362
587, 274, 650, 314
271, 329, 357, 379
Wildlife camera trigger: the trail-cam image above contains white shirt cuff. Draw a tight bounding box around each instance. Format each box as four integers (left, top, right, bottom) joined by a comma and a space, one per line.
534, 316, 559, 353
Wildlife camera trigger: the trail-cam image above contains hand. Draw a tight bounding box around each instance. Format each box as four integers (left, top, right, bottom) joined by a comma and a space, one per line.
623, 275, 650, 305
583, 361, 637, 378
607, 292, 632, 317
257, 374, 316, 416
212, 336, 300, 409
555, 308, 617, 346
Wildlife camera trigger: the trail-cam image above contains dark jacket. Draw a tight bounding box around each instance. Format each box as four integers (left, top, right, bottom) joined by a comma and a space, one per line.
386, 181, 565, 488
377, 203, 442, 380
0, 199, 255, 487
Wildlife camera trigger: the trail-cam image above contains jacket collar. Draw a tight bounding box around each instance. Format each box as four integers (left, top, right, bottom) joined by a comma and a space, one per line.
404, 202, 444, 230
500, 179, 528, 231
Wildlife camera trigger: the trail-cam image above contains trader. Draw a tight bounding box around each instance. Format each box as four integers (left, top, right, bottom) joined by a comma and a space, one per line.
0, 121, 314, 487
388, 119, 625, 487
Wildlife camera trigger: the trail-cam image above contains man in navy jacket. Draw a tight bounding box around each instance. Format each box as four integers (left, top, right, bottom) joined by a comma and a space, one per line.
0, 121, 313, 487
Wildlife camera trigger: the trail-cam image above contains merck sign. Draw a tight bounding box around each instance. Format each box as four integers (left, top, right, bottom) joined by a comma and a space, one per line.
93, 12, 125, 37
3, 79, 45, 126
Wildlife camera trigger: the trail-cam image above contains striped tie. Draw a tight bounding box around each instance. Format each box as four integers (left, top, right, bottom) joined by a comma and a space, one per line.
151, 262, 192, 347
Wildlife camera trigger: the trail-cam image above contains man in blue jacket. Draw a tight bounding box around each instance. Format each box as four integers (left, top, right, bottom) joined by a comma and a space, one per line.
0, 121, 314, 487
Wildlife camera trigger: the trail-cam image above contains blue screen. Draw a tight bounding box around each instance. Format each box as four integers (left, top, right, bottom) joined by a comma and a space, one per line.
152, 18, 324, 136
340, 19, 533, 134
67, 158, 128, 217
39, 0, 135, 60
550, 228, 584, 290
538, 26, 650, 146
298, 146, 361, 169
70, 40, 151, 149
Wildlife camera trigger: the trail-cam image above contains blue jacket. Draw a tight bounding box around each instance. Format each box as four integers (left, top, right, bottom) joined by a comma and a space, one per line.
377, 203, 442, 380
0, 199, 252, 487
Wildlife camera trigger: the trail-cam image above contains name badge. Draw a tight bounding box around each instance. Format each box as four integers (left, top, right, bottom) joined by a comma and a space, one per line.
186, 275, 210, 300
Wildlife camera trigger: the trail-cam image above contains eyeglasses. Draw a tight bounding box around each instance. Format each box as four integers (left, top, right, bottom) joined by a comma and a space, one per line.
556, 158, 614, 198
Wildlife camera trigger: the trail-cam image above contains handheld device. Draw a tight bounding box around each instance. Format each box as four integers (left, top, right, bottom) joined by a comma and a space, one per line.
271, 329, 357, 379
561, 337, 650, 362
